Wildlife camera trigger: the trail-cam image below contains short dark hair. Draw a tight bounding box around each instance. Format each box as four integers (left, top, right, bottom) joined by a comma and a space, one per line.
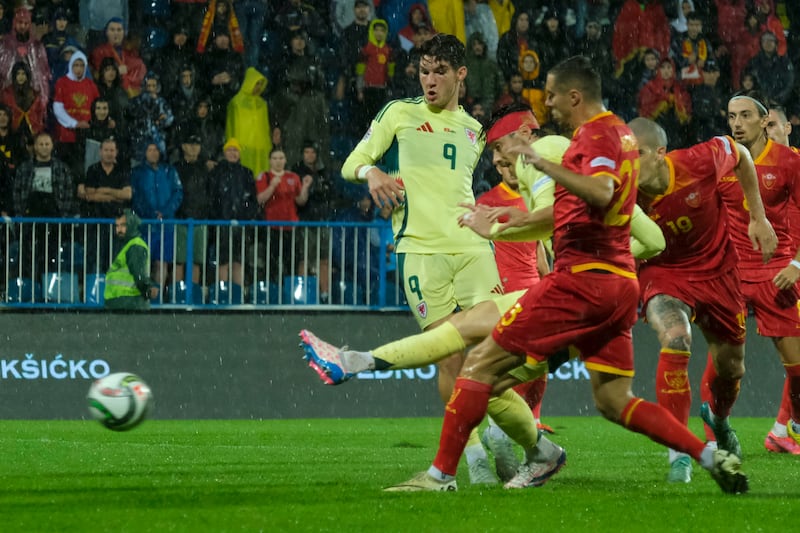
730, 89, 770, 116
548, 55, 602, 102
419, 33, 466, 69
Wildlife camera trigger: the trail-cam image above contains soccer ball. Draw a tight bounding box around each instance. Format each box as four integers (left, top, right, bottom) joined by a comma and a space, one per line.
87, 372, 154, 431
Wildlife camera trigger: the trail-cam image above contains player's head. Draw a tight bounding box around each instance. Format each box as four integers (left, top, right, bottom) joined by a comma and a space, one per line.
765, 103, 792, 146
483, 102, 540, 167
628, 117, 668, 195
728, 90, 769, 148
418, 34, 467, 111
545, 55, 602, 129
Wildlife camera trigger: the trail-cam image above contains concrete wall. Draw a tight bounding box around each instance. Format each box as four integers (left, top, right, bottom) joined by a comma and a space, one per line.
0, 312, 785, 419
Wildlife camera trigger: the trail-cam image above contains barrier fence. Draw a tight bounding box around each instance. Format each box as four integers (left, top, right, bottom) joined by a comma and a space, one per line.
0, 218, 407, 310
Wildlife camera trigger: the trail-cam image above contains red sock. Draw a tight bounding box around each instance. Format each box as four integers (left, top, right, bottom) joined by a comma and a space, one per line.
432, 378, 492, 475
777, 376, 791, 425
513, 376, 547, 418
786, 363, 800, 423
620, 398, 706, 460
710, 374, 741, 420
655, 349, 691, 425
700, 351, 717, 441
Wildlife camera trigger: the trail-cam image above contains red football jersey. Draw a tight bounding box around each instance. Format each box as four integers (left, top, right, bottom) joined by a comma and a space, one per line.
718, 140, 800, 281
640, 136, 739, 280
789, 145, 800, 247
553, 111, 637, 277
477, 183, 540, 291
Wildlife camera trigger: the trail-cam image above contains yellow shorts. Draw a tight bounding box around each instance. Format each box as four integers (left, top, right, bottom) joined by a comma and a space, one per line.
397, 251, 501, 329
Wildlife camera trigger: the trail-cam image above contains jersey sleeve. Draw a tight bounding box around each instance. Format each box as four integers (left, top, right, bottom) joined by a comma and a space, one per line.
341, 101, 400, 183
709, 135, 739, 180
630, 203, 666, 259
572, 127, 621, 183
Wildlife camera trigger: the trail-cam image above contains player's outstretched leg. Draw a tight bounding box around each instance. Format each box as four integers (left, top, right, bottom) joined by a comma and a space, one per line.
707, 449, 749, 494
503, 434, 566, 489
299, 330, 372, 385
700, 402, 742, 458
481, 422, 521, 482
383, 471, 458, 492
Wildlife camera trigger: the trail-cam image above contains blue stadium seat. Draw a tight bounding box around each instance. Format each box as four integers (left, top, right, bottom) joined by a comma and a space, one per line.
84, 274, 105, 306
283, 276, 318, 304
208, 281, 244, 305
251, 280, 279, 305
7, 277, 42, 303
42, 273, 80, 303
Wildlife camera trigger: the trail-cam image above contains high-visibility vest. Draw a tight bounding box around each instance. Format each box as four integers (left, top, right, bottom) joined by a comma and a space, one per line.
104, 237, 149, 300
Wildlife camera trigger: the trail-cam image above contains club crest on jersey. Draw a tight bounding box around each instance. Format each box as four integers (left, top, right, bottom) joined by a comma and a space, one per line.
685, 191, 701, 208
465, 128, 478, 145
362, 126, 373, 142
762, 172, 777, 189
416, 301, 428, 318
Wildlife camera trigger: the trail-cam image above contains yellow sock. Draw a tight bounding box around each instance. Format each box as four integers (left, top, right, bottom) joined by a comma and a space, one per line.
487, 388, 539, 449
372, 321, 466, 369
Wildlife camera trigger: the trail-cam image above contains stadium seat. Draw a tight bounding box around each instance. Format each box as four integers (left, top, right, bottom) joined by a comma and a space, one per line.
84, 274, 105, 306
42, 273, 79, 303
166, 281, 204, 305
251, 280, 279, 305
283, 276, 318, 305
7, 277, 42, 303
208, 281, 244, 305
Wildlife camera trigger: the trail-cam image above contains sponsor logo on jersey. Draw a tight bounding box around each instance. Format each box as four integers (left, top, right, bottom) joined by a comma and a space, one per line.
685, 191, 701, 208
762, 172, 777, 189
465, 128, 478, 145
443, 127, 456, 133
416, 122, 434, 133
416, 301, 427, 318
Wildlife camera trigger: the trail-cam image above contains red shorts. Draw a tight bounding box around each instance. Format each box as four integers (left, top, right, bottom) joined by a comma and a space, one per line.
742, 279, 800, 337
640, 267, 746, 345
491, 270, 639, 376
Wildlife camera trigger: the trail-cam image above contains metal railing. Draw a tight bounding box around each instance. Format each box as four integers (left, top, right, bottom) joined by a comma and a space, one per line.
0, 218, 408, 310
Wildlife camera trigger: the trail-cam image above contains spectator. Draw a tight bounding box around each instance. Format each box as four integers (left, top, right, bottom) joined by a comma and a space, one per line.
198, 28, 245, 125
271, 29, 326, 99
395, 3, 435, 53
1, 61, 47, 145
171, 0, 206, 41
89, 17, 146, 98
52, 49, 99, 178
670, 10, 713, 86
84, 97, 128, 168
464, 32, 504, 114
638, 58, 692, 149
496, 10, 536, 81
689, 58, 726, 143
487, 0, 514, 37
517, 50, 548, 128
166, 64, 201, 160
337, 0, 373, 103
536, 9, 573, 76
731, 10, 764, 91
209, 138, 259, 286
79, 0, 128, 52
575, 20, 616, 105
0, 7, 51, 106
380, 0, 425, 39
753, 0, 787, 56
614, 47, 661, 121
225, 67, 273, 179
255, 147, 312, 280
428, 0, 466, 44
174, 134, 212, 285
293, 140, 352, 302
332, 0, 375, 37
492, 72, 526, 113
274, 0, 328, 50
131, 140, 184, 293
41, 8, 81, 69
152, 25, 197, 98
80, 137, 132, 273
463, 0, 498, 61
188, 97, 225, 170
233, 0, 269, 67
392, 50, 422, 99
126, 72, 175, 165
271, 62, 331, 170
331, 187, 381, 304
356, 20, 396, 127
196, 0, 244, 55
744, 31, 794, 106
104, 209, 157, 310
612, 0, 671, 77
13, 132, 79, 279
0, 104, 26, 175
95, 57, 130, 133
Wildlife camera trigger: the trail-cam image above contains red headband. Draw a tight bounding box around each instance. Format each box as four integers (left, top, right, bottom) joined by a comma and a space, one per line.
486, 110, 540, 145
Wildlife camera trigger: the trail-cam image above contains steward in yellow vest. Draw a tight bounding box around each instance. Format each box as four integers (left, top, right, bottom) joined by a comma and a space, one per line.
105, 209, 156, 310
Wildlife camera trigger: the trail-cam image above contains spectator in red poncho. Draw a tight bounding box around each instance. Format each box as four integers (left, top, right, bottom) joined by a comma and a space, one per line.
0, 61, 47, 144
398, 3, 435, 52
638, 58, 692, 149
612, 0, 671, 77
90, 17, 146, 97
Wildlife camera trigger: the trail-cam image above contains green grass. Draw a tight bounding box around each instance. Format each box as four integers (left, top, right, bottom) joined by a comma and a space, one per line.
1, 417, 796, 532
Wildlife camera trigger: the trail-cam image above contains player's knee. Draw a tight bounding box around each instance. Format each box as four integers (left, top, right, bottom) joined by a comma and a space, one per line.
662, 329, 691, 353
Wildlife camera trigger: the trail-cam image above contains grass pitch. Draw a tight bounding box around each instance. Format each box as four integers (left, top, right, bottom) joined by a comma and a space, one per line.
1, 417, 796, 532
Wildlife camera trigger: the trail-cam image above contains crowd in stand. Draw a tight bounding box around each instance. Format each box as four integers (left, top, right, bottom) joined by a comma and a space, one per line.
0, 0, 799, 301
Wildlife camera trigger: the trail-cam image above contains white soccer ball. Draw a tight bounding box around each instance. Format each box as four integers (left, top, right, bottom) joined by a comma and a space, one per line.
87, 372, 154, 431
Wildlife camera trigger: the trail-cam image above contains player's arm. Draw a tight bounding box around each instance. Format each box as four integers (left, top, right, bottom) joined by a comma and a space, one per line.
341, 107, 404, 208
732, 141, 777, 262
536, 241, 551, 277
511, 141, 614, 207
630, 203, 665, 259
774, 153, 800, 289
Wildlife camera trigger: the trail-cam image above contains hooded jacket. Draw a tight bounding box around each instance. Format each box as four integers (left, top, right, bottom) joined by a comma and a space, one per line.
464, 32, 504, 113
356, 19, 395, 88
225, 67, 272, 177
53, 50, 100, 143
105, 208, 154, 310
131, 142, 184, 219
